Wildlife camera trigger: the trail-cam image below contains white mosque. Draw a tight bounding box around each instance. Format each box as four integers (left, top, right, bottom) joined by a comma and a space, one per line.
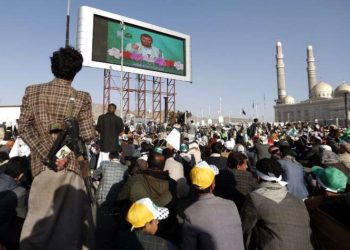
274, 41, 350, 126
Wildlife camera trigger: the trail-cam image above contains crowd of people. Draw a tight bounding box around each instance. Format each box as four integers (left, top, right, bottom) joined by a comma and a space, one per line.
0, 47, 350, 250
2, 115, 350, 249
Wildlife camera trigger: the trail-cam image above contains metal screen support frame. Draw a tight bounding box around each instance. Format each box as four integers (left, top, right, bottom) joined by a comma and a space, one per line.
167, 78, 176, 114
152, 77, 162, 121
122, 72, 131, 116
137, 74, 147, 118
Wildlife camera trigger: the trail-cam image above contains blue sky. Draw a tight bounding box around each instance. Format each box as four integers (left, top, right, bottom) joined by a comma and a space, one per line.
1, 0, 350, 121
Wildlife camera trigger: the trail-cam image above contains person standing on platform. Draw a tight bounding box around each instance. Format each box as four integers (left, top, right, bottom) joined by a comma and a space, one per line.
96, 103, 124, 168
18, 46, 96, 250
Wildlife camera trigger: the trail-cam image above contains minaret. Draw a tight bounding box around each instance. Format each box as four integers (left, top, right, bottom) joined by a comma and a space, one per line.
276, 41, 286, 104
307, 45, 317, 99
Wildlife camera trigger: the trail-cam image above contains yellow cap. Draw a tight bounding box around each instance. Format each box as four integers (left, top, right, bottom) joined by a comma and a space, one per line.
190, 161, 218, 190
126, 198, 169, 229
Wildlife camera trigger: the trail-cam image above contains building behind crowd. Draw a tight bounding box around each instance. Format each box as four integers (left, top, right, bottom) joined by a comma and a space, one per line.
274, 42, 350, 126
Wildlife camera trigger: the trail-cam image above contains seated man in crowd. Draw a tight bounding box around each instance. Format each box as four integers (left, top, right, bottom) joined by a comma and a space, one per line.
268, 145, 281, 160
203, 142, 227, 170
188, 141, 202, 165
128, 140, 153, 175
118, 148, 180, 245
117, 197, 170, 250
319, 146, 350, 184
214, 152, 249, 210
182, 161, 244, 250
241, 158, 313, 250
93, 150, 128, 207
226, 151, 257, 196
278, 146, 309, 199
0, 157, 28, 250
253, 135, 271, 164
175, 143, 196, 175
118, 148, 172, 207
163, 147, 184, 182
300, 135, 323, 167
93, 149, 128, 249
120, 133, 138, 163
163, 147, 189, 198
305, 166, 350, 250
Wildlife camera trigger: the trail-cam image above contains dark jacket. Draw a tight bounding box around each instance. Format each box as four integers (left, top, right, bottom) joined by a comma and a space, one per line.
117, 169, 181, 244
203, 153, 227, 170
305, 194, 350, 250
174, 153, 195, 181
254, 143, 271, 163
214, 169, 246, 211
301, 144, 322, 167
96, 112, 124, 152
327, 135, 340, 154
118, 169, 172, 207
0, 173, 27, 249
230, 169, 258, 196
0, 173, 27, 219
241, 182, 313, 250
248, 123, 258, 138
117, 230, 169, 250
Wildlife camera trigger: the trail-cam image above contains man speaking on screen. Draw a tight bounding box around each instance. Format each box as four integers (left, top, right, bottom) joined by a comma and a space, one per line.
125, 33, 163, 62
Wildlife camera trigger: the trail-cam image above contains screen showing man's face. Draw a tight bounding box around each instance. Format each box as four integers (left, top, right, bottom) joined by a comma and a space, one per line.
92, 15, 187, 77
141, 35, 152, 48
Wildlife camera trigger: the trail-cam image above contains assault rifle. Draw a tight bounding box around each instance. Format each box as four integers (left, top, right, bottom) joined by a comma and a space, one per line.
43, 117, 95, 204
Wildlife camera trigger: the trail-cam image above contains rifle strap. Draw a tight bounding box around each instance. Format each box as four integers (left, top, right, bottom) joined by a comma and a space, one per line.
67, 91, 77, 118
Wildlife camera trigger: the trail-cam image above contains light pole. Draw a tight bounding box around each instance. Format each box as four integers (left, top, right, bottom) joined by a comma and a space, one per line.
65, 0, 71, 47
120, 21, 125, 118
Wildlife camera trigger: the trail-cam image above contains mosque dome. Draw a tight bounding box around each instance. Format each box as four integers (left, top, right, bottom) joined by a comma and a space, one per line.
282, 95, 295, 104
311, 81, 333, 99
334, 82, 350, 97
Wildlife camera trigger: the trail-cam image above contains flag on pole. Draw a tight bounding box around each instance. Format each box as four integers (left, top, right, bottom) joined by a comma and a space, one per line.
241, 108, 246, 116
252, 101, 255, 109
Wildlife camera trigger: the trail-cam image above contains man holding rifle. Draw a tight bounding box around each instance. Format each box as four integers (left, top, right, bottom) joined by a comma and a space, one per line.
18, 47, 96, 250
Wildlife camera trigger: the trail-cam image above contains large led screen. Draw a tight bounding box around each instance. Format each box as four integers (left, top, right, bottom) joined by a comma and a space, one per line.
77, 6, 192, 82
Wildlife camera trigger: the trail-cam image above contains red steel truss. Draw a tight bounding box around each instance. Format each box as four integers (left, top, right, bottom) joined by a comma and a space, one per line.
152, 77, 162, 121
167, 78, 176, 114
137, 74, 147, 118
122, 72, 131, 116
103, 71, 175, 120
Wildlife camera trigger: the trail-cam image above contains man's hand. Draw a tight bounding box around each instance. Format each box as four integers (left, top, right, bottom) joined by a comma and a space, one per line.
132, 44, 139, 50
55, 158, 68, 171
